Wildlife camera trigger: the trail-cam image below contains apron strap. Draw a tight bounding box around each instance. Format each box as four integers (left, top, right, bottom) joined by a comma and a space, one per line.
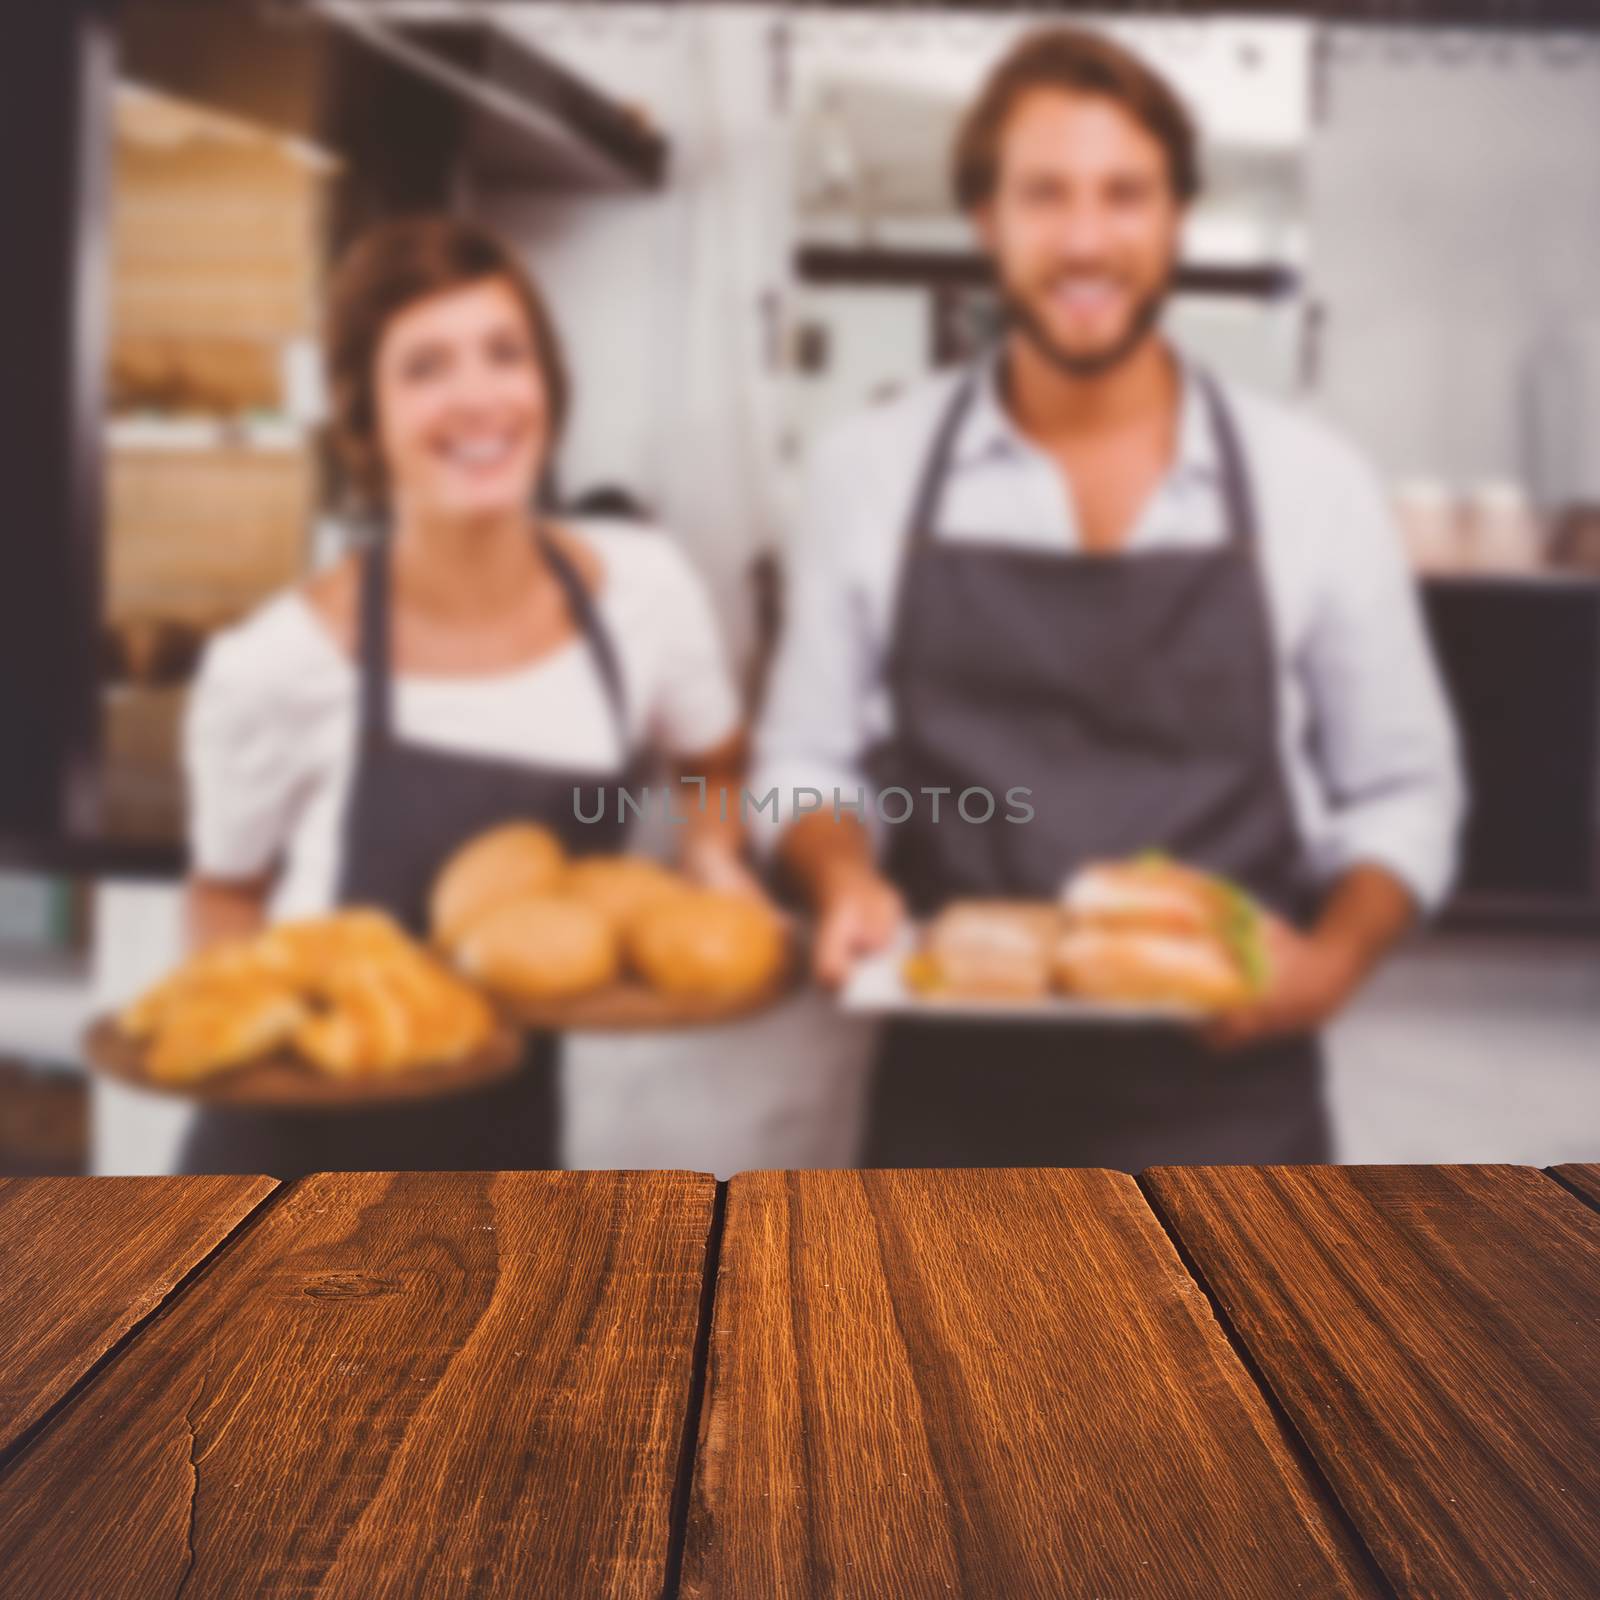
538, 525, 632, 747
901, 360, 1261, 558
1196, 370, 1261, 550
353, 524, 632, 758
883, 371, 980, 693
902, 372, 980, 561
356, 534, 394, 758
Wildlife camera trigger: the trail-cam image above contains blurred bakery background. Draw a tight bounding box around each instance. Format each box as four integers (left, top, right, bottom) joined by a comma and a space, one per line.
4, 0, 1599, 1176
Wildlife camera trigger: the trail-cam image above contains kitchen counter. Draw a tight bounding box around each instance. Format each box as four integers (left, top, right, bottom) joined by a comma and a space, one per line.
0, 1164, 1597, 1596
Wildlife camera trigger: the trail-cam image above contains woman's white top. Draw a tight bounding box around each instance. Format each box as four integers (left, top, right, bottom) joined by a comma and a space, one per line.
185, 522, 741, 920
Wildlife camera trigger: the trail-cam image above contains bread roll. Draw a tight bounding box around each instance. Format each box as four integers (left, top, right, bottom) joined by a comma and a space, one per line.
627, 891, 786, 1001
1052, 927, 1251, 1010
1054, 855, 1269, 1009
454, 895, 618, 1002
1060, 859, 1219, 936
562, 855, 690, 935
922, 901, 1058, 999
431, 824, 566, 949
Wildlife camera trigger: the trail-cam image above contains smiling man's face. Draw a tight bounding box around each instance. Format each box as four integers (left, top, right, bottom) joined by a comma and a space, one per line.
976, 87, 1184, 378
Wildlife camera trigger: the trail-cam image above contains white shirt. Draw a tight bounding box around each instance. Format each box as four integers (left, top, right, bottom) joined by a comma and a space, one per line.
186, 521, 741, 920
753, 356, 1465, 913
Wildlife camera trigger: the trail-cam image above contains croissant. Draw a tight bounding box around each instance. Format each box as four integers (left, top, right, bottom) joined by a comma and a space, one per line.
296, 956, 497, 1076
118, 940, 270, 1040
144, 978, 307, 1083
121, 909, 496, 1082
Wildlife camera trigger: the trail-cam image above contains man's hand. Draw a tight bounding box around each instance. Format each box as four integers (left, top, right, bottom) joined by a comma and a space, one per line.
777, 811, 905, 987
812, 863, 905, 989
1205, 864, 1418, 1052
1204, 917, 1363, 1052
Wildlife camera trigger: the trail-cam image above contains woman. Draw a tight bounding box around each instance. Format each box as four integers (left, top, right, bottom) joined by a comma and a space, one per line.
179, 216, 749, 1176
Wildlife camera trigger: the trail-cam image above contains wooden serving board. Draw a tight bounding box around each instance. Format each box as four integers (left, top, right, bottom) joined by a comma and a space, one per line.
82, 1016, 524, 1110
500, 964, 798, 1033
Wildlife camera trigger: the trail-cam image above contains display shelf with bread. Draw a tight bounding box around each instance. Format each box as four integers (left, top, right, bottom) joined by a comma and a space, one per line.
844, 855, 1271, 1024
432, 825, 795, 1030
85, 910, 520, 1107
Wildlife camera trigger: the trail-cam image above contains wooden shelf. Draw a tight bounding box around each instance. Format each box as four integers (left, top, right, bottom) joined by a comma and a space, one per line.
796, 244, 1300, 300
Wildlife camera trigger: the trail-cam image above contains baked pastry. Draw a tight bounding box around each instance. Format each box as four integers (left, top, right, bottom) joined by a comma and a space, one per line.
1052, 927, 1252, 1010
454, 895, 619, 1002
1060, 858, 1222, 936
431, 824, 567, 949
144, 977, 306, 1083
257, 909, 413, 985
562, 855, 690, 935
913, 901, 1059, 999
119, 939, 270, 1040
119, 910, 496, 1082
1054, 855, 1269, 1009
294, 955, 496, 1076
625, 891, 787, 1001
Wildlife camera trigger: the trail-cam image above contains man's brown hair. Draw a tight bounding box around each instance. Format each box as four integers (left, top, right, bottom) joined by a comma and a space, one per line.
325, 215, 570, 502
952, 27, 1201, 211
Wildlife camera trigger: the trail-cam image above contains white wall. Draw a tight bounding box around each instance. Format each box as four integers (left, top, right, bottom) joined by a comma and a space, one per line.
481, 6, 793, 672
1304, 26, 1600, 496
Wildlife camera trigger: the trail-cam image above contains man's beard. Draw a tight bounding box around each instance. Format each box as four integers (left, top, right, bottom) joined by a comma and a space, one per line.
1000, 266, 1173, 380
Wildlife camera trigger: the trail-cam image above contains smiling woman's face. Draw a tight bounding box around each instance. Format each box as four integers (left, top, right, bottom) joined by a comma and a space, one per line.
373, 276, 549, 523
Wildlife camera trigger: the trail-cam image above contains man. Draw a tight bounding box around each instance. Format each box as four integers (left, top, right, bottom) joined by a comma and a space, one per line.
754, 27, 1463, 1170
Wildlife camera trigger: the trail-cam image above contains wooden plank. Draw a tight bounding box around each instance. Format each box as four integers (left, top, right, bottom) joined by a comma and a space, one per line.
1553, 1163, 1600, 1209
1145, 1164, 1600, 1600
683, 1168, 1381, 1599
0, 1175, 275, 1459
0, 1170, 714, 1599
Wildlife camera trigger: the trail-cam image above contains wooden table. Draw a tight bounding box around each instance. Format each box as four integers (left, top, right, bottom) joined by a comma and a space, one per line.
0, 1165, 1596, 1598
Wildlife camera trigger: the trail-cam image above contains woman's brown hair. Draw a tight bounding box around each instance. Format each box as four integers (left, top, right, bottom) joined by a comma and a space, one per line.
325, 215, 570, 502
952, 27, 1201, 211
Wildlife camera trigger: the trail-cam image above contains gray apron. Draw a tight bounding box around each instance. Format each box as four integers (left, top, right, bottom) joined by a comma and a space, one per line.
181, 528, 640, 1178
862, 365, 1330, 1170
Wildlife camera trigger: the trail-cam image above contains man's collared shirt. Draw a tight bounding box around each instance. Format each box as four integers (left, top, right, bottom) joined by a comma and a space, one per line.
753, 352, 1465, 912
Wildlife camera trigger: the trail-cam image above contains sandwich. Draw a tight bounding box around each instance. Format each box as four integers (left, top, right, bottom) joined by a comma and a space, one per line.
905, 901, 1060, 1000
1053, 855, 1270, 1010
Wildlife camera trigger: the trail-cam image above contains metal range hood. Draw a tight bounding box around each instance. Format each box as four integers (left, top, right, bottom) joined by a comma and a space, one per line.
310, 4, 665, 191
117, 1, 666, 213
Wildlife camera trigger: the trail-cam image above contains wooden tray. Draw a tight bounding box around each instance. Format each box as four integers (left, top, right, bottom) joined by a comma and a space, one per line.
83, 1016, 525, 1110
500, 958, 800, 1033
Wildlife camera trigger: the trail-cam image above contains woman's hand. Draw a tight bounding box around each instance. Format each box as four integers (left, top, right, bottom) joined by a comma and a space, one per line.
680, 836, 771, 902
1204, 916, 1362, 1052
186, 875, 272, 954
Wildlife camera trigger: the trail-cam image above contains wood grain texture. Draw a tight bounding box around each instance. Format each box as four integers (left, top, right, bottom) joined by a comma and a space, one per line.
0, 1170, 714, 1599
1553, 1162, 1600, 1209
683, 1168, 1381, 1600
0, 1175, 275, 1457
1145, 1163, 1600, 1600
